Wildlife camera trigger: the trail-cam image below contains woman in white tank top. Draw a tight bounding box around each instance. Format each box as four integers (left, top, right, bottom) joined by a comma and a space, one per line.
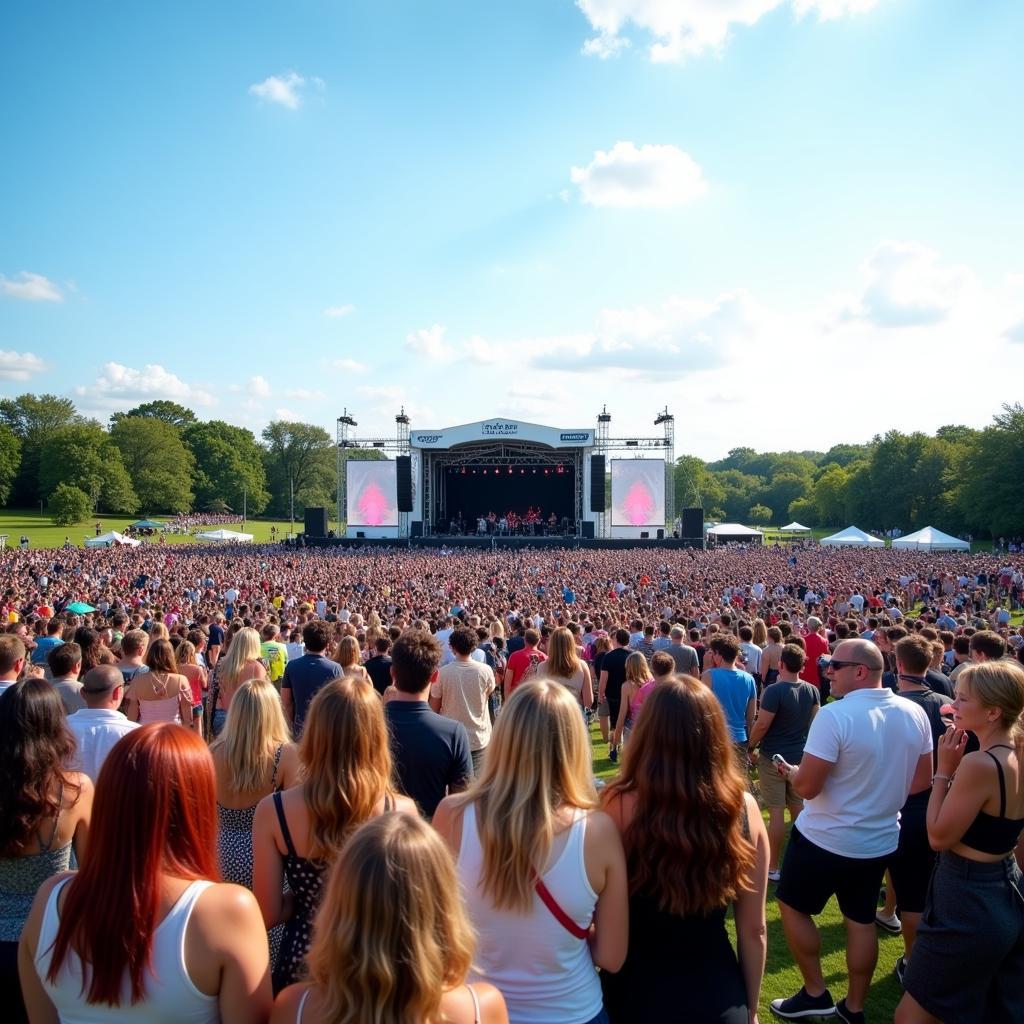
18, 724, 271, 1024
271, 814, 506, 1024
433, 679, 628, 1024
538, 627, 594, 710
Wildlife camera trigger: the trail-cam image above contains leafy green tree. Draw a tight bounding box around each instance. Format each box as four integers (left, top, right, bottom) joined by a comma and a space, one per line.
0, 393, 80, 505
787, 496, 818, 526
0, 425, 21, 504
261, 421, 336, 517
811, 464, 851, 526
759, 472, 812, 525
110, 400, 197, 430
714, 469, 762, 521
49, 483, 91, 526
184, 421, 269, 516
110, 416, 195, 513
39, 423, 138, 514
958, 404, 1024, 537
819, 442, 874, 469
707, 447, 757, 473
674, 455, 725, 512
748, 504, 772, 525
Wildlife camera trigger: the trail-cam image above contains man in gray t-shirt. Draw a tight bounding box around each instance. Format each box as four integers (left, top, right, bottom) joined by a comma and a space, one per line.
666, 625, 700, 677
747, 644, 820, 881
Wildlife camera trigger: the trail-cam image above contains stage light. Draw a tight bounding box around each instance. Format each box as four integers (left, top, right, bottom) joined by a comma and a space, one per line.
520, 469, 524, 474
461, 468, 466, 474
483, 469, 488, 474
544, 468, 549, 475
508, 467, 513, 474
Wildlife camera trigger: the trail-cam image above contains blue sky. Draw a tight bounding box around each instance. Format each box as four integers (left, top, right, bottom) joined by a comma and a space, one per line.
2, 0, 1022, 457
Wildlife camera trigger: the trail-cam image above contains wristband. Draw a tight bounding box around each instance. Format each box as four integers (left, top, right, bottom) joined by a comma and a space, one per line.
932, 773, 952, 783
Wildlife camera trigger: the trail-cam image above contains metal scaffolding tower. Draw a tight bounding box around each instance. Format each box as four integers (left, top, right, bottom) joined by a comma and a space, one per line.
656, 408, 675, 532
595, 406, 611, 538
396, 407, 411, 538
335, 410, 357, 530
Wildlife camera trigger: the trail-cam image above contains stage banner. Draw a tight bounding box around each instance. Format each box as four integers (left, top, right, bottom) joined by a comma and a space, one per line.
611, 459, 665, 528
410, 420, 593, 449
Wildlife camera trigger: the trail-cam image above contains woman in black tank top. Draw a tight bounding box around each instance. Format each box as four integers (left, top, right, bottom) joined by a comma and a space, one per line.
897, 662, 1024, 1024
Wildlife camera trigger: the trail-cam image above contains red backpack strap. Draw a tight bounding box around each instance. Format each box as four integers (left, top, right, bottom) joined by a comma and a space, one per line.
533, 873, 591, 940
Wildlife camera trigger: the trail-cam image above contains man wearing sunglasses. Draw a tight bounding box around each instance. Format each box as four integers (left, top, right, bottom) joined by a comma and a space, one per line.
769, 640, 933, 1024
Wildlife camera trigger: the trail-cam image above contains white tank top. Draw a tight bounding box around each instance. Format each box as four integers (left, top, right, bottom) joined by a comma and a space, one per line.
35, 878, 219, 1023
457, 802, 601, 1024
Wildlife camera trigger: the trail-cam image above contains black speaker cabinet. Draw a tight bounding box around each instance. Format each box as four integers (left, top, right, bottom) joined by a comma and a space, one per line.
396, 456, 413, 511
589, 455, 606, 512
682, 506, 704, 540
410, 520, 423, 538
304, 506, 328, 537
581, 521, 595, 539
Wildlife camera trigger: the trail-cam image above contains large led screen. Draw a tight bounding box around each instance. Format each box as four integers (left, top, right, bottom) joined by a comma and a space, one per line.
611, 459, 665, 528
347, 461, 399, 527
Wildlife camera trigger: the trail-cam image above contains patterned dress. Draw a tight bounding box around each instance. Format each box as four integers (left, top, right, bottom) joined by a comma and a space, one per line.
217, 746, 284, 966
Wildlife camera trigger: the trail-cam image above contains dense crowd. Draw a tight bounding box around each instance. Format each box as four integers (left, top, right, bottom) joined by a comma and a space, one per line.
0, 540, 1021, 1024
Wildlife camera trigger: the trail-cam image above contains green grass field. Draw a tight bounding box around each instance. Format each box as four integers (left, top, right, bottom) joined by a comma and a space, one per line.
590, 724, 906, 1021
0, 510, 307, 549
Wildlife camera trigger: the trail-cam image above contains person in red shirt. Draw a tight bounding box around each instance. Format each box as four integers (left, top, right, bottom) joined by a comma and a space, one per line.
503, 628, 546, 698
801, 616, 830, 687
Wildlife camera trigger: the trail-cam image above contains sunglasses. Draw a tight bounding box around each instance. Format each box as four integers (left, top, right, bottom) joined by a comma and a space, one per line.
825, 659, 868, 672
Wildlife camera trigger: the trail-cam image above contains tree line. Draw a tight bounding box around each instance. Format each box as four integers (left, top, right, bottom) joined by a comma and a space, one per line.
673, 404, 1024, 538
0, 396, 383, 524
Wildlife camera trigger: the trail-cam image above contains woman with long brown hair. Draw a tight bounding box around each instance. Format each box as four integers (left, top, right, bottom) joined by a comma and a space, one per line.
538, 626, 593, 710
600, 677, 769, 1024
271, 814, 507, 1024
0, 681, 91, 1023
433, 679, 627, 1024
124, 638, 197, 733
252, 677, 416, 993
19, 723, 270, 1023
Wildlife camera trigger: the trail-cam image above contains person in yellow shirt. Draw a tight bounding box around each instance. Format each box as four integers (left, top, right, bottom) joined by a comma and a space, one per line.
260, 621, 289, 690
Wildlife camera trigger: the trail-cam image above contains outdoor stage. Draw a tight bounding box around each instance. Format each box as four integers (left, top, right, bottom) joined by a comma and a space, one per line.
303, 535, 702, 551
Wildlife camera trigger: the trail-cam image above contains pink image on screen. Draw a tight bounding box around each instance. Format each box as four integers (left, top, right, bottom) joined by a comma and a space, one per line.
357, 483, 391, 526
623, 481, 655, 526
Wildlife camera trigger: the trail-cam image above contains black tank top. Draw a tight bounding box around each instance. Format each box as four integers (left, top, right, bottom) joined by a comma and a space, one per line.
959, 745, 1024, 855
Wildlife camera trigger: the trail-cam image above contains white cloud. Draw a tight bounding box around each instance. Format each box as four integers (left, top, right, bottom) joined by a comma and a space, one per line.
285, 387, 328, 400
248, 375, 271, 397
404, 324, 456, 362
0, 271, 63, 302
248, 71, 315, 110
0, 350, 46, 380
576, 0, 881, 62
75, 362, 215, 407
840, 241, 972, 328
274, 407, 300, 420
332, 358, 369, 373
323, 304, 355, 318
571, 142, 707, 208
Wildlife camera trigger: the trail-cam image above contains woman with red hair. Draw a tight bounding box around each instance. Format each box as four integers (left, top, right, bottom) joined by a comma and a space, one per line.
18, 723, 271, 1023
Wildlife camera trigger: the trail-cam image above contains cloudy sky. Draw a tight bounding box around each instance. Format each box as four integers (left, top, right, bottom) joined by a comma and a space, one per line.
2, 1, 1022, 458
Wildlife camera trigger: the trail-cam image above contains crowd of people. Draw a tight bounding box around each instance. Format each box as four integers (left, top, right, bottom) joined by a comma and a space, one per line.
0, 538, 1021, 1023
446, 507, 574, 537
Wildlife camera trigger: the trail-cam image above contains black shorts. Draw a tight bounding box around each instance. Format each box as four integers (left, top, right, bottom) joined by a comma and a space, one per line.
776, 825, 890, 925
886, 790, 936, 914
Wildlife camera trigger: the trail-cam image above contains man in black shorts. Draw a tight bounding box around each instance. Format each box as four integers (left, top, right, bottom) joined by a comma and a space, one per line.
770, 640, 933, 1024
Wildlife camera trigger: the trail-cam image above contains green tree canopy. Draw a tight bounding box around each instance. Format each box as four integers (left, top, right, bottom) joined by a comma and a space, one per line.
110, 416, 195, 513
0, 425, 21, 505
111, 400, 198, 430
262, 420, 335, 517
958, 404, 1024, 538
184, 420, 269, 516
0, 393, 81, 505
49, 483, 92, 526
39, 423, 139, 514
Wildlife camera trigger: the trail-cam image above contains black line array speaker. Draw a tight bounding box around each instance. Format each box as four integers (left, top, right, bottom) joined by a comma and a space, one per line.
682, 506, 704, 540
396, 456, 413, 512
581, 521, 595, 539
304, 506, 328, 538
589, 455, 606, 512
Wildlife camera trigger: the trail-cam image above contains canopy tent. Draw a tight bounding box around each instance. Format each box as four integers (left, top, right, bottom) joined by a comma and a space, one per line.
130, 518, 166, 530
780, 521, 812, 533
84, 531, 141, 549
819, 525, 884, 548
892, 526, 970, 552
706, 523, 764, 544
65, 601, 96, 614
195, 528, 254, 543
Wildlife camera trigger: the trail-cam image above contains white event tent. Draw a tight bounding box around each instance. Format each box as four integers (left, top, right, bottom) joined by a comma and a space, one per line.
707, 523, 764, 542
891, 526, 970, 552
819, 525, 885, 548
84, 530, 141, 549
196, 528, 254, 543
780, 521, 812, 534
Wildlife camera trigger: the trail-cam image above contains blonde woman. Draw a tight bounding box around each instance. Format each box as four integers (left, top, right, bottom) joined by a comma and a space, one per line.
751, 619, 769, 649
124, 639, 196, 732
540, 626, 593, 710
212, 680, 301, 890
252, 678, 417, 993
611, 652, 653, 751
332, 635, 362, 672
210, 627, 268, 737
271, 815, 507, 1024
433, 680, 628, 1024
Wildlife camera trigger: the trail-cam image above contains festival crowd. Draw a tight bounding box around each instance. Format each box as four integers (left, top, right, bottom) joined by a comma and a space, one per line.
0, 540, 1021, 1024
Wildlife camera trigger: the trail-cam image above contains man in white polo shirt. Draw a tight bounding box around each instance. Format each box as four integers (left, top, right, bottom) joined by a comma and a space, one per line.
66, 665, 139, 783
770, 639, 932, 1024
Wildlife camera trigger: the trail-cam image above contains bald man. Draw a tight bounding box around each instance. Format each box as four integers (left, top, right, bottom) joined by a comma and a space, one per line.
770, 639, 934, 1024
65, 665, 140, 783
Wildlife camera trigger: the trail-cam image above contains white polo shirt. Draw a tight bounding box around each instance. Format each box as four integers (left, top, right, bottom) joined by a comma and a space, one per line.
797, 687, 932, 859
66, 709, 140, 783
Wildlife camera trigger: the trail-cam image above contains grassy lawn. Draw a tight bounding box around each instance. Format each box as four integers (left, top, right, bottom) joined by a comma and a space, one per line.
0, 510, 304, 549
590, 724, 905, 1021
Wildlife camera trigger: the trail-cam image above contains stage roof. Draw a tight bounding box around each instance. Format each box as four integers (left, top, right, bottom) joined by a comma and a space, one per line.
410, 419, 594, 449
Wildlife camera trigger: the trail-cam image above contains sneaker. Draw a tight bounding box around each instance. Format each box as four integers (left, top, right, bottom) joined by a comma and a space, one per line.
835, 999, 865, 1024
768, 869, 782, 883
608, 746, 618, 764
769, 987, 836, 1020
874, 910, 902, 934
893, 955, 907, 988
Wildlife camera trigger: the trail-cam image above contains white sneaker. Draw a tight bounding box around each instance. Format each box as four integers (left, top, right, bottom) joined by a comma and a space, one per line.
875, 910, 902, 934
